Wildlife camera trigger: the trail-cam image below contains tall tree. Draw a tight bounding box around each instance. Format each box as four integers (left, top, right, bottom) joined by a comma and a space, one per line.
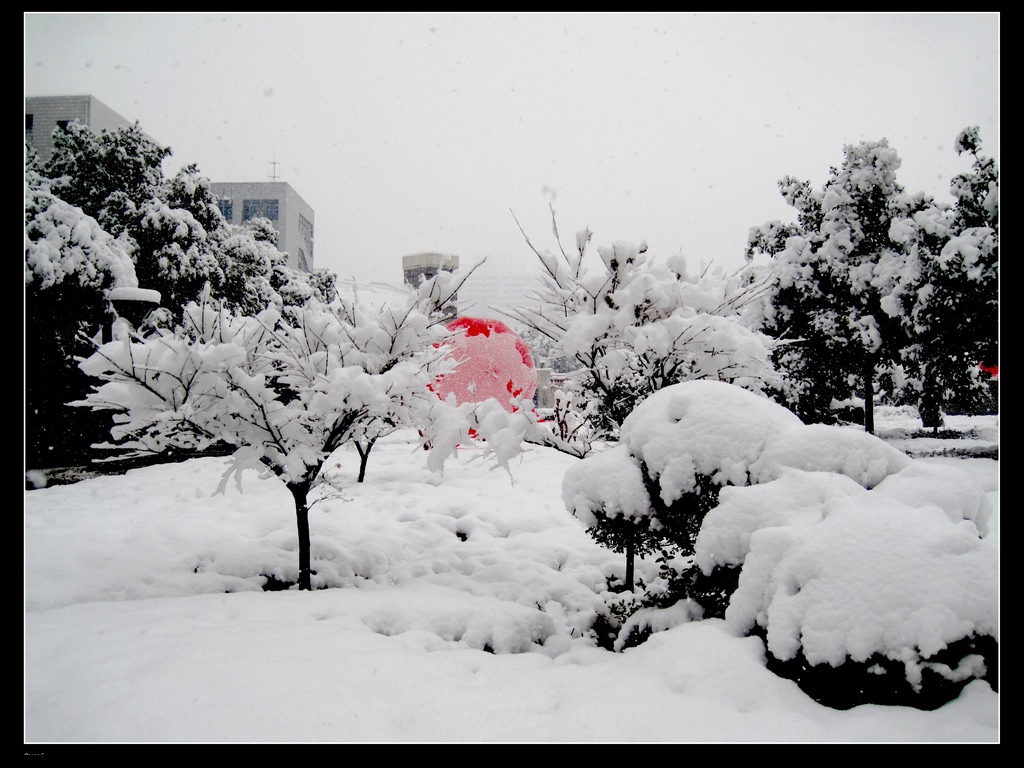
24, 169, 141, 467
748, 139, 911, 433
885, 128, 999, 429
948, 127, 999, 377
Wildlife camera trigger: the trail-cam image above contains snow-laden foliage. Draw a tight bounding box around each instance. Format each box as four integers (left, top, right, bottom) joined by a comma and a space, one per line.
74, 268, 563, 589
748, 130, 998, 431
36, 121, 331, 326
43, 120, 170, 238
884, 128, 999, 428
747, 139, 912, 432
505, 207, 778, 445
563, 380, 996, 704
75, 274, 477, 469
25, 169, 144, 467
25, 170, 138, 292
25, 121, 339, 469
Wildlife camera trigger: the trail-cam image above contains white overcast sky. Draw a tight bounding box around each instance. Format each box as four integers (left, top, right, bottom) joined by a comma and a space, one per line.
24, 12, 1000, 286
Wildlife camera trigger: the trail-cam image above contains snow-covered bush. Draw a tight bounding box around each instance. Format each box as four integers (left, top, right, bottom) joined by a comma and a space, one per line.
74, 268, 566, 592
505, 207, 778, 447
74, 273, 469, 590
747, 130, 998, 432
25, 170, 142, 467
563, 380, 996, 708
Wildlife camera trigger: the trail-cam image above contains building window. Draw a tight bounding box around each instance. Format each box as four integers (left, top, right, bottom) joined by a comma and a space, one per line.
242, 199, 279, 221
25, 114, 33, 131
299, 214, 314, 264
217, 198, 233, 220
56, 120, 70, 131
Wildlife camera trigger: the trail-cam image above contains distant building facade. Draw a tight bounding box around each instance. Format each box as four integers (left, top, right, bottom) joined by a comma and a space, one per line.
210, 182, 315, 272
457, 262, 536, 315
25, 94, 136, 163
402, 252, 459, 286
403, 252, 460, 317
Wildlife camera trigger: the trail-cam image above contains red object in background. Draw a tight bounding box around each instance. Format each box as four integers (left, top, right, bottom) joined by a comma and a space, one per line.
979, 362, 998, 379
431, 317, 537, 412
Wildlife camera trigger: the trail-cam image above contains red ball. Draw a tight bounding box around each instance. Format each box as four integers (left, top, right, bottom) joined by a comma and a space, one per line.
431, 317, 537, 412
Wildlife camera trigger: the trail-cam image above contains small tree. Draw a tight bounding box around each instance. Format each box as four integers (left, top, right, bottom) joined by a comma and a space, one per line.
75, 272, 475, 591
563, 381, 804, 598
506, 207, 778, 446
26, 125, 335, 471
330, 276, 481, 483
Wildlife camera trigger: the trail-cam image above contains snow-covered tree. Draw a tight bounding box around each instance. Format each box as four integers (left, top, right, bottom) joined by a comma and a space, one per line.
885, 128, 999, 429
505, 207, 778, 445
748, 139, 913, 433
25, 124, 338, 469
563, 380, 996, 709
43, 121, 170, 238
24, 168, 143, 467
38, 120, 327, 323
73, 267, 554, 590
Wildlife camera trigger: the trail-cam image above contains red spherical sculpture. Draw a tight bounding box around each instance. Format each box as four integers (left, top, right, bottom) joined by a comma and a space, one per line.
431, 317, 537, 412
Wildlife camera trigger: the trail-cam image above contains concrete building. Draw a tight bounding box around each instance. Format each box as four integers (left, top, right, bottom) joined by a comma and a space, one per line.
210, 182, 315, 272
402, 252, 460, 317
457, 262, 537, 316
402, 252, 459, 287
25, 95, 136, 164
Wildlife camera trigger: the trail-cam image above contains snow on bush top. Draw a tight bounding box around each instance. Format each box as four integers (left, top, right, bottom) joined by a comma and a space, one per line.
618, 380, 803, 500
25, 183, 139, 291
719, 492, 997, 682
562, 380, 996, 681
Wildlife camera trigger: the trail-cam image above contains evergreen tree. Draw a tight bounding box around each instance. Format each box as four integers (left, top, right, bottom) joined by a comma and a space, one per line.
24, 169, 141, 466
949, 127, 999, 378
886, 128, 999, 429
748, 139, 912, 433
43, 121, 169, 236
25, 120, 335, 469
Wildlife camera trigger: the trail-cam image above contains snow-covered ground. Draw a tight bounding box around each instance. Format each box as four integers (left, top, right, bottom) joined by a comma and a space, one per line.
24, 405, 998, 743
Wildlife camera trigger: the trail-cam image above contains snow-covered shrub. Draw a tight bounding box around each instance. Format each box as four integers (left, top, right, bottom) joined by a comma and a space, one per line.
748, 130, 998, 433
506, 208, 778, 446
74, 268, 567, 592
563, 380, 997, 709
25, 170, 142, 467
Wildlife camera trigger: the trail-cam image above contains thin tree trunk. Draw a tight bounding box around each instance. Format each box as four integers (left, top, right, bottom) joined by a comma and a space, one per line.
919, 378, 944, 434
625, 537, 635, 593
355, 438, 377, 483
863, 361, 875, 435
288, 481, 312, 591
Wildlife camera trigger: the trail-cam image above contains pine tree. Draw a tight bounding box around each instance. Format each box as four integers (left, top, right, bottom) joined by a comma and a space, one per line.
748, 140, 912, 433
24, 169, 141, 467
886, 128, 999, 429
